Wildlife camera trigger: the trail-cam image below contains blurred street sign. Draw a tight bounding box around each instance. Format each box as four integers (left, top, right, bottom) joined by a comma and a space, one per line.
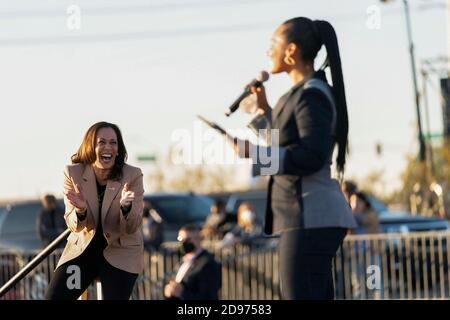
137, 154, 156, 162
375, 143, 382, 156
423, 132, 444, 142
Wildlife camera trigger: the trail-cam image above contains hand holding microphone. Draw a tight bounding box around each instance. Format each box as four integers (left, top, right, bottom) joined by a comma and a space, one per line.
242, 83, 270, 115
225, 70, 270, 117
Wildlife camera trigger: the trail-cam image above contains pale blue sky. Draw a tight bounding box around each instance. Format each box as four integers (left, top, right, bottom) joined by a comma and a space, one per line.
0, 0, 448, 200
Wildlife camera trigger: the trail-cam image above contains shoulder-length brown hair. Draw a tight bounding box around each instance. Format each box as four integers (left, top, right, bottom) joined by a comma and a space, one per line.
71, 122, 128, 180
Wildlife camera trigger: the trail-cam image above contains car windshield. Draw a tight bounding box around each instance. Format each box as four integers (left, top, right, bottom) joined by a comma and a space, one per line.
147, 195, 213, 224
0, 206, 7, 218
0, 202, 41, 238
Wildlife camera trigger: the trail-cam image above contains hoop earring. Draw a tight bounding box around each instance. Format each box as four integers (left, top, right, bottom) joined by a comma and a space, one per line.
284, 55, 296, 66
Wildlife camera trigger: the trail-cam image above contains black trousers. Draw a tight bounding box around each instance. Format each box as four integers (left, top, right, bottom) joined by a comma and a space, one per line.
45, 244, 138, 300
278, 227, 347, 300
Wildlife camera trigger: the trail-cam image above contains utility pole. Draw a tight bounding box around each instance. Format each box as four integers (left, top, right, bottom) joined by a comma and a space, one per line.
381, 0, 426, 161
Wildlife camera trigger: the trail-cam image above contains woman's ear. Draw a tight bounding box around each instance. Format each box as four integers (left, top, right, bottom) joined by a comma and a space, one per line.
285, 43, 298, 57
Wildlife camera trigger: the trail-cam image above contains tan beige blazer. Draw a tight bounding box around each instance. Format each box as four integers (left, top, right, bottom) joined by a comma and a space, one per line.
56, 163, 144, 274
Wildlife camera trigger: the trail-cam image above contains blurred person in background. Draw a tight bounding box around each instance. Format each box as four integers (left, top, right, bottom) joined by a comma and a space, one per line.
342, 180, 358, 202
164, 224, 221, 300
217, 202, 263, 250
37, 194, 66, 247
342, 181, 379, 234
350, 192, 379, 234
348, 191, 382, 298
142, 200, 164, 251
201, 200, 230, 240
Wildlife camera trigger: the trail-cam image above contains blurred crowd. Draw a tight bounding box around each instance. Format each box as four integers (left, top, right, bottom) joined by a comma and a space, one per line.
37, 179, 379, 250
342, 181, 379, 234
32, 182, 380, 300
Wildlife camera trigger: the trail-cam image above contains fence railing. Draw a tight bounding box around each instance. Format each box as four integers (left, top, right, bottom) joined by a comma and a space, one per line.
335, 231, 450, 299
1, 231, 450, 300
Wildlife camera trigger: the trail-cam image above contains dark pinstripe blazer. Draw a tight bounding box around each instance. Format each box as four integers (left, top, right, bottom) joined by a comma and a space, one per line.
248, 71, 356, 234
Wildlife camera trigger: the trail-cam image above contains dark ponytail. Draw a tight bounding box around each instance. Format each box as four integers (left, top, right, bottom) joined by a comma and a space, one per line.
282, 18, 349, 178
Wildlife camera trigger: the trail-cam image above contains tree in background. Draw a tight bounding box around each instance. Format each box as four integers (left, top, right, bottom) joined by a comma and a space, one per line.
387, 141, 449, 218
345, 140, 450, 219
166, 165, 238, 193
144, 150, 246, 194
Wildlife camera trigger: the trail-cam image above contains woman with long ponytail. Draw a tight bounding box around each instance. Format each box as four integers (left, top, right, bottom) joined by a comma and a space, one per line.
230, 17, 356, 299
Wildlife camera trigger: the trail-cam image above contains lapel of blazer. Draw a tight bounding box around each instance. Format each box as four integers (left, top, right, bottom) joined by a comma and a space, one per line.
102, 179, 122, 225
82, 165, 99, 227
183, 250, 205, 281
271, 91, 291, 123
273, 76, 313, 123
272, 79, 309, 128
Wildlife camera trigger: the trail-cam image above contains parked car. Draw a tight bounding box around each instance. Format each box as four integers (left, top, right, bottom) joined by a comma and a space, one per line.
365, 195, 450, 233
0, 200, 51, 251
207, 189, 450, 234
144, 192, 214, 241
0, 192, 215, 251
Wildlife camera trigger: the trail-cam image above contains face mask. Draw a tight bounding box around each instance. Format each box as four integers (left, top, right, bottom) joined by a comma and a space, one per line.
181, 240, 196, 254
240, 210, 254, 223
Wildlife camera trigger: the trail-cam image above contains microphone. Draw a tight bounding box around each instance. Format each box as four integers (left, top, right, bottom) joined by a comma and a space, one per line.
225, 70, 270, 117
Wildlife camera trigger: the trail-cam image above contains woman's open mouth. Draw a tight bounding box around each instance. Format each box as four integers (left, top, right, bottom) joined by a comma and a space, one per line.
100, 153, 113, 164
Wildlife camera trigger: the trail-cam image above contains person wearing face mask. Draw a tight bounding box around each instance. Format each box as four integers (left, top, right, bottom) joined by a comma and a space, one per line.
45, 122, 144, 300
228, 18, 357, 300
164, 224, 221, 300
217, 202, 263, 250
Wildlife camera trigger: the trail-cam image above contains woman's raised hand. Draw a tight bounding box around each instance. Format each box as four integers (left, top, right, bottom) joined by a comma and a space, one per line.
66, 177, 87, 212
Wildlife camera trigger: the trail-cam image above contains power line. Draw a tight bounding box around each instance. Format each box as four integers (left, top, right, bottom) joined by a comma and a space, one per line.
0, 2, 445, 47
0, 0, 445, 20
0, 22, 273, 47
0, 0, 296, 19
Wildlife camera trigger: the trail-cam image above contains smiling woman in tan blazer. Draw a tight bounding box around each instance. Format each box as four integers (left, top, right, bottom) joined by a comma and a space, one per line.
45, 121, 144, 300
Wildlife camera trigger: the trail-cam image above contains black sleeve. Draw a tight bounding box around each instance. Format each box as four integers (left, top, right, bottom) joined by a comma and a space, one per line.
181, 259, 221, 300
280, 89, 334, 176
37, 211, 45, 240
38, 211, 56, 240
